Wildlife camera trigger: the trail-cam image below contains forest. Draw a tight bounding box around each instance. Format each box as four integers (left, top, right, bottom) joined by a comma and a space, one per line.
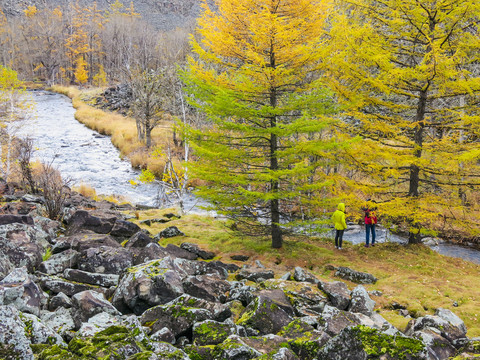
1, 0, 480, 249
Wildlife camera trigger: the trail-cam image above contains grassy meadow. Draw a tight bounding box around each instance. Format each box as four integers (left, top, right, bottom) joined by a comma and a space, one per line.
126, 207, 480, 338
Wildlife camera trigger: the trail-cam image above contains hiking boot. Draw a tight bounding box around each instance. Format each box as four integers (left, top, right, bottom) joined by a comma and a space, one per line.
364, 244, 369, 248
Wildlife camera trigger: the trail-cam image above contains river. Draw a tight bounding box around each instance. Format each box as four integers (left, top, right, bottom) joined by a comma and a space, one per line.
21, 90, 480, 265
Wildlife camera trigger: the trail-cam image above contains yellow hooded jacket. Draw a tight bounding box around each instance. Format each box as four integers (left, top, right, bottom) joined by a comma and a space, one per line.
331, 203, 347, 230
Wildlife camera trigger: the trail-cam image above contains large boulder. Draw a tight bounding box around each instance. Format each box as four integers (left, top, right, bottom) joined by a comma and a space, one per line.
0, 305, 35, 360
405, 314, 467, 343
168, 294, 232, 322
0, 267, 43, 316
319, 281, 351, 310
51, 232, 121, 254
40, 276, 103, 296
0, 253, 14, 280
293, 267, 319, 284
125, 231, 154, 248
412, 328, 456, 359
71, 290, 122, 329
63, 268, 119, 287
77, 246, 133, 275
112, 258, 185, 314
0, 214, 34, 226
334, 266, 378, 284
131, 243, 169, 265
38, 249, 79, 275
66, 210, 116, 235
183, 274, 231, 302
154, 226, 185, 239
236, 295, 294, 335
193, 320, 239, 346
20, 312, 66, 347
317, 326, 427, 360
110, 219, 141, 239
40, 307, 76, 338
0, 223, 44, 272
236, 267, 275, 282
181, 243, 215, 260
319, 305, 362, 337
348, 285, 375, 315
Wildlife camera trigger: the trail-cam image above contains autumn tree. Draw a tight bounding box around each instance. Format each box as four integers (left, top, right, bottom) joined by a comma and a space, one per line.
326, 0, 480, 242
0, 65, 32, 181
183, 0, 340, 248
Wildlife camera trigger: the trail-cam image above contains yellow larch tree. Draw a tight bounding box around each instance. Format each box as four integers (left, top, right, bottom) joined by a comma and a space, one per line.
183, 0, 344, 248
325, 0, 480, 242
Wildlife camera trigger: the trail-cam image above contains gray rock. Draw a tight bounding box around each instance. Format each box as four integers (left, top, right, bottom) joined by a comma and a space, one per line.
406, 314, 467, 342
48, 292, 72, 310
319, 305, 362, 337
334, 266, 377, 284
183, 274, 230, 302
230, 254, 250, 262
319, 281, 351, 310
66, 210, 116, 235
124, 231, 153, 248
181, 242, 215, 260
141, 303, 212, 336
435, 308, 467, 335
317, 326, 427, 360
0, 305, 34, 360
228, 283, 257, 306
257, 289, 295, 316
348, 285, 375, 315
122, 315, 149, 343
71, 290, 121, 329
148, 342, 190, 360
112, 258, 185, 315
51, 232, 121, 254
155, 226, 185, 239
168, 294, 232, 322
0, 267, 43, 316
20, 312, 66, 346
32, 216, 61, 243
293, 266, 319, 284
193, 320, 238, 345
63, 268, 119, 287
413, 328, 456, 359
0, 223, 43, 272
164, 243, 197, 259
40, 307, 75, 338
151, 327, 176, 344
40, 276, 102, 296
269, 347, 300, 360
237, 295, 294, 335
38, 249, 79, 275
0, 252, 14, 280
77, 246, 133, 274
132, 242, 169, 265
0, 214, 34, 226
110, 219, 141, 239
76, 312, 121, 337
213, 335, 262, 360
236, 267, 275, 282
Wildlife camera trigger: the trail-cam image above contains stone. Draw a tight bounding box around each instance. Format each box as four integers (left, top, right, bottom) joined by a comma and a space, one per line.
183, 274, 230, 302
317, 326, 427, 360
168, 294, 232, 322
40, 307, 75, 338
293, 266, 319, 284
51, 232, 121, 254
124, 231, 153, 248
76, 312, 121, 337
267, 347, 300, 360
348, 285, 376, 315
319, 281, 351, 310
0, 214, 34, 226
230, 254, 250, 262
20, 312, 66, 346
0, 305, 35, 360
71, 290, 121, 329
412, 328, 456, 359
63, 268, 119, 287
0, 267, 43, 316
32, 216, 61, 243
110, 219, 141, 239
236, 267, 275, 282
435, 308, 467, 335
132, 243, 169, 265
38, 249, 79, 275
0, 252, 14, 280
164, 243, 197, 260
151, 327, 176, 344
181, 242, 215, 260
215, 335, 262, 360
319, 305, 362, 337
77, 246, 133, 274
193, 320, 238, 346
406, 314, 467, 343
48, 292, 72, 311
257, 289, 295, 316
112, 258, 185, 315
40, 276, 101, 296
334, 266, 378, 284
237, 295, 294, 335
148, 342, 190, 360
66, 210, 116, 235
154, 226, 185, 239
228, 283, 257, 306
0, 223, 43, 272
140, 303, 213, 336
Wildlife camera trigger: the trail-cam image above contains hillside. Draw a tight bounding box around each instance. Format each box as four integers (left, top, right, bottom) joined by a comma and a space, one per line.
0, 0, 203, 30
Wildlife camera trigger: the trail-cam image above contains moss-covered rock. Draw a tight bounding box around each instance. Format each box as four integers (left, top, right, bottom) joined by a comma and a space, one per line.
317, 325, 427, 360
192, 320, 235, 346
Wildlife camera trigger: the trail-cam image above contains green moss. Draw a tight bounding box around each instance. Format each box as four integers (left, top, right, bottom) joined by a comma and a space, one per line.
355, 325, 425, 359
236, 298, 258, 325
35, 344, 79, 360
0, 343, 23, 360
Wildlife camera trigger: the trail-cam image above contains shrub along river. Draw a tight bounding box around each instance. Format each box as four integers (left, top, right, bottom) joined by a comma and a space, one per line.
22, 90, 480, 265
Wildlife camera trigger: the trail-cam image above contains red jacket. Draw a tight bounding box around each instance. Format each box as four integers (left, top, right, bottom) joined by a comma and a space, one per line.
363, 208, 377, 225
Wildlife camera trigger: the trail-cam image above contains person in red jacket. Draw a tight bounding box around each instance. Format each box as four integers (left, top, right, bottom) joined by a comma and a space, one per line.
361, 199, 377, 247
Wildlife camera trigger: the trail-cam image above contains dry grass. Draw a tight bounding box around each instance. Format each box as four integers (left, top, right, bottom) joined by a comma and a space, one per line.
126, 207, 480, 337
50, 85, 180, 177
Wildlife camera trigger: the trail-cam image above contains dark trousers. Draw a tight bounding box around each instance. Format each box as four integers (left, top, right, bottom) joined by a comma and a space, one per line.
335, 229, 344, 248
366, 224, 376, 245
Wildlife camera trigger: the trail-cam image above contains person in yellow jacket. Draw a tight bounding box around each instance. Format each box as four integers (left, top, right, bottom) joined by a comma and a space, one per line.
331, 202, 347, 250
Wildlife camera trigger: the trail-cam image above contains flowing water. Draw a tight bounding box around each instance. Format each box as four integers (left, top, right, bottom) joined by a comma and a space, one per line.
21, 90, 480, 264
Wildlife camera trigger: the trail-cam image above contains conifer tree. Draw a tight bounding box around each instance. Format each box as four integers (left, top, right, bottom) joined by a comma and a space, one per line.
326, 0, 480, 242
182, 0, 340, 248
